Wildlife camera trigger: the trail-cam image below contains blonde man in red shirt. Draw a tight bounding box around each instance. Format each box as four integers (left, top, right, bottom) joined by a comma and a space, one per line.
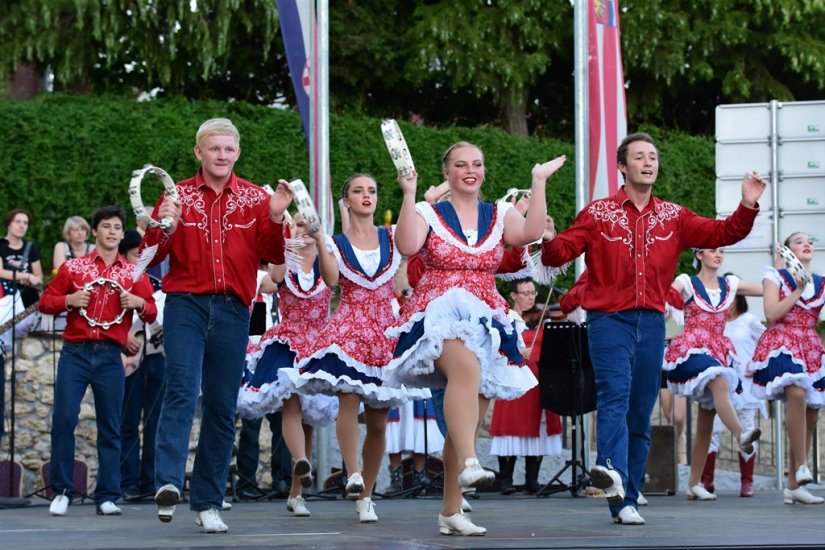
541, 132, 765, 525
141, 118, 292, 533
40, 205, 157, 518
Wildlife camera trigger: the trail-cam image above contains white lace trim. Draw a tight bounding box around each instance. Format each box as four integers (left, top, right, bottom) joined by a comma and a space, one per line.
384, 288, 537, 401
666, 365, 739, 409
763, 267, 825, 309
680, 274, 740, 313
283, 271, 328, 298
327, 234, 402, 290
283, 365, 430, 409
415, 201, 511, 256
237, 373, 339, 427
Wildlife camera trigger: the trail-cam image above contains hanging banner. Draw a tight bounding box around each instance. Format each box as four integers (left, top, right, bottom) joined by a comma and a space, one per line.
588, 0, 628, 200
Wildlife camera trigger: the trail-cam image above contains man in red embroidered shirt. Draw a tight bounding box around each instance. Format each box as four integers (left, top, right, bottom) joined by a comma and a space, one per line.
142, 118, 293, 533
39, 205, 157, 518
541, 132, 765, 525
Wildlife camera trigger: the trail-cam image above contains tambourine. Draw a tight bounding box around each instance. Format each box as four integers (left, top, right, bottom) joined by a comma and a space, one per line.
287, 179, 321, 234
778, 246, 810, 286
499, 188, 531, 203
129, 165, 180, 230
79, 278, 128, 330
381, 119, 416, 178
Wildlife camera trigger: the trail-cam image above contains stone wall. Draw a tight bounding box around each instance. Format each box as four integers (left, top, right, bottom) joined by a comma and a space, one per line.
4, 333, 825, 499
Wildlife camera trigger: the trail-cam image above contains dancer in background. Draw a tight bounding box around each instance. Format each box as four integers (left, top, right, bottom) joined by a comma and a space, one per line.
699, 289, 767, 497
384, 399, 445, 493
388, 141, 565, 536
288, 174, 425, 524
237, 214, 337, 517
664, 248, 762, 500
751, 232, 825, 505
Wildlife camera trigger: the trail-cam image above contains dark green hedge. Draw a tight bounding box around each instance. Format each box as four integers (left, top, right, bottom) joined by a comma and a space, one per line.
0, 94, 715, 281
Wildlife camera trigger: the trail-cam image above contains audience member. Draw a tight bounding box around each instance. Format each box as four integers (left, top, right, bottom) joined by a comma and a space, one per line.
52, 216, 94, 271
0, 208, 43, 308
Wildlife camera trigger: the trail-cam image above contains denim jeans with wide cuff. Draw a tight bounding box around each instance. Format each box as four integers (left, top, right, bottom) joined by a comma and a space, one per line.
154, 293, 249, 512
51, 340, 124, 506
587, 309, 665, 516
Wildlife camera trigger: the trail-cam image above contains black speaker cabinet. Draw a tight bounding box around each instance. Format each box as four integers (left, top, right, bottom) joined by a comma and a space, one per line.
645, 425, 677, 495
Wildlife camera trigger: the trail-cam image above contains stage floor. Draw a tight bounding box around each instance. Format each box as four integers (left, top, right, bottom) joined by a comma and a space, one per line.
0, 487, 822, 549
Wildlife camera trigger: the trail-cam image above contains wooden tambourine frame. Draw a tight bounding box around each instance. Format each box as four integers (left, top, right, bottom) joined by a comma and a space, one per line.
381, 119, 416, 178
778, 245, 810, 285
288, 179, 321, 234
129, 165, 180, 230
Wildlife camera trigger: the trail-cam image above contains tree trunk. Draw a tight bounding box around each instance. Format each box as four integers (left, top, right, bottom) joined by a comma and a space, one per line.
7, 64, 42, 99
500, 90, 529, 138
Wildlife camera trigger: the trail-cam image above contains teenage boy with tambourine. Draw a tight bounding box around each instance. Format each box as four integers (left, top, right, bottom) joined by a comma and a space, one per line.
39, 205, 157, 518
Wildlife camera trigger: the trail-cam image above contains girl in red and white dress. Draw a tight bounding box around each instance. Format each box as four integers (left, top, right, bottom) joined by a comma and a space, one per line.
386, 142, 566, 536
664, 247, 762, 500
237, 216, 337, 517
286, 174, 427, 524
751, 232, 825, 505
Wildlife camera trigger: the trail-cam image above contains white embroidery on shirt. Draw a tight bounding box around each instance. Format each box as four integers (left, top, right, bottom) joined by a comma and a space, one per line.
175, 183, 266, 242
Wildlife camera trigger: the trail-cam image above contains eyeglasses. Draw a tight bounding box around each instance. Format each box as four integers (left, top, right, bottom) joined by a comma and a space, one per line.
515, 290, 537, 296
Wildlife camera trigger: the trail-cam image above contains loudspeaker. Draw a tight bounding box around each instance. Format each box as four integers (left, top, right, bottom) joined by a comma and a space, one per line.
645, 425, 677, 495
538, 322, 597, 416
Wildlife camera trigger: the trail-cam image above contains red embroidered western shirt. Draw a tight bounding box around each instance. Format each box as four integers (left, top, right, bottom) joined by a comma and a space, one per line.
541, 187, 758, 313
39, 251, 158, 345
141, 170, 285, 305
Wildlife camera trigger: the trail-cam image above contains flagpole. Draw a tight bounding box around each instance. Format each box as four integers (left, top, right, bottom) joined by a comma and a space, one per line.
310, 0, 332, 487
574, 0, 591, 472
574, 0, 589, 222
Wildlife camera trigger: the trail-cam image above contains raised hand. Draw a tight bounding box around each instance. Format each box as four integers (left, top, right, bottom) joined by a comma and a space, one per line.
270, 179, 295, 221
532, 155, 567, 183
741, 171, 767, 208
397, 170, 418, 196
157, 195, 182, 233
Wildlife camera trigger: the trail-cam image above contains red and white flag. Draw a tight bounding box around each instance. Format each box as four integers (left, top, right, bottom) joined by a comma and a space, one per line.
588, 0, 628, 200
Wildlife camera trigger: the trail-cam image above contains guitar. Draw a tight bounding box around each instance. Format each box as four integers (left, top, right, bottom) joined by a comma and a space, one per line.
0, 295, 40, 338
122, 328, 146, 377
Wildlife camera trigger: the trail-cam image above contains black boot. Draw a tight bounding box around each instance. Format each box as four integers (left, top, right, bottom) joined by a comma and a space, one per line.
498, 456, 517, 495
387, 465, 403, 493
524, 456, 543, 494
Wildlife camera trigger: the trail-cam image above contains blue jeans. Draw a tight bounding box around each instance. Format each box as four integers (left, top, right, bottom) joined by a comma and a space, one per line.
121, 352, 165, 493
587, 310, 665, 515
51, 341, 124, 505
154, 293, 249, 512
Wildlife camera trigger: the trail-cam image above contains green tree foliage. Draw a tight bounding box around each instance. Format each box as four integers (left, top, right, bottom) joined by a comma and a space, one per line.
404, 0, 572, 137
0, 0, 287, 102
621, 0, 825, 131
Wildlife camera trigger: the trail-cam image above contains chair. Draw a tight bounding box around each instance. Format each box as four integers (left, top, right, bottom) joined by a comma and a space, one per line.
39, 460, 90, 502
0, 460, 23, 497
